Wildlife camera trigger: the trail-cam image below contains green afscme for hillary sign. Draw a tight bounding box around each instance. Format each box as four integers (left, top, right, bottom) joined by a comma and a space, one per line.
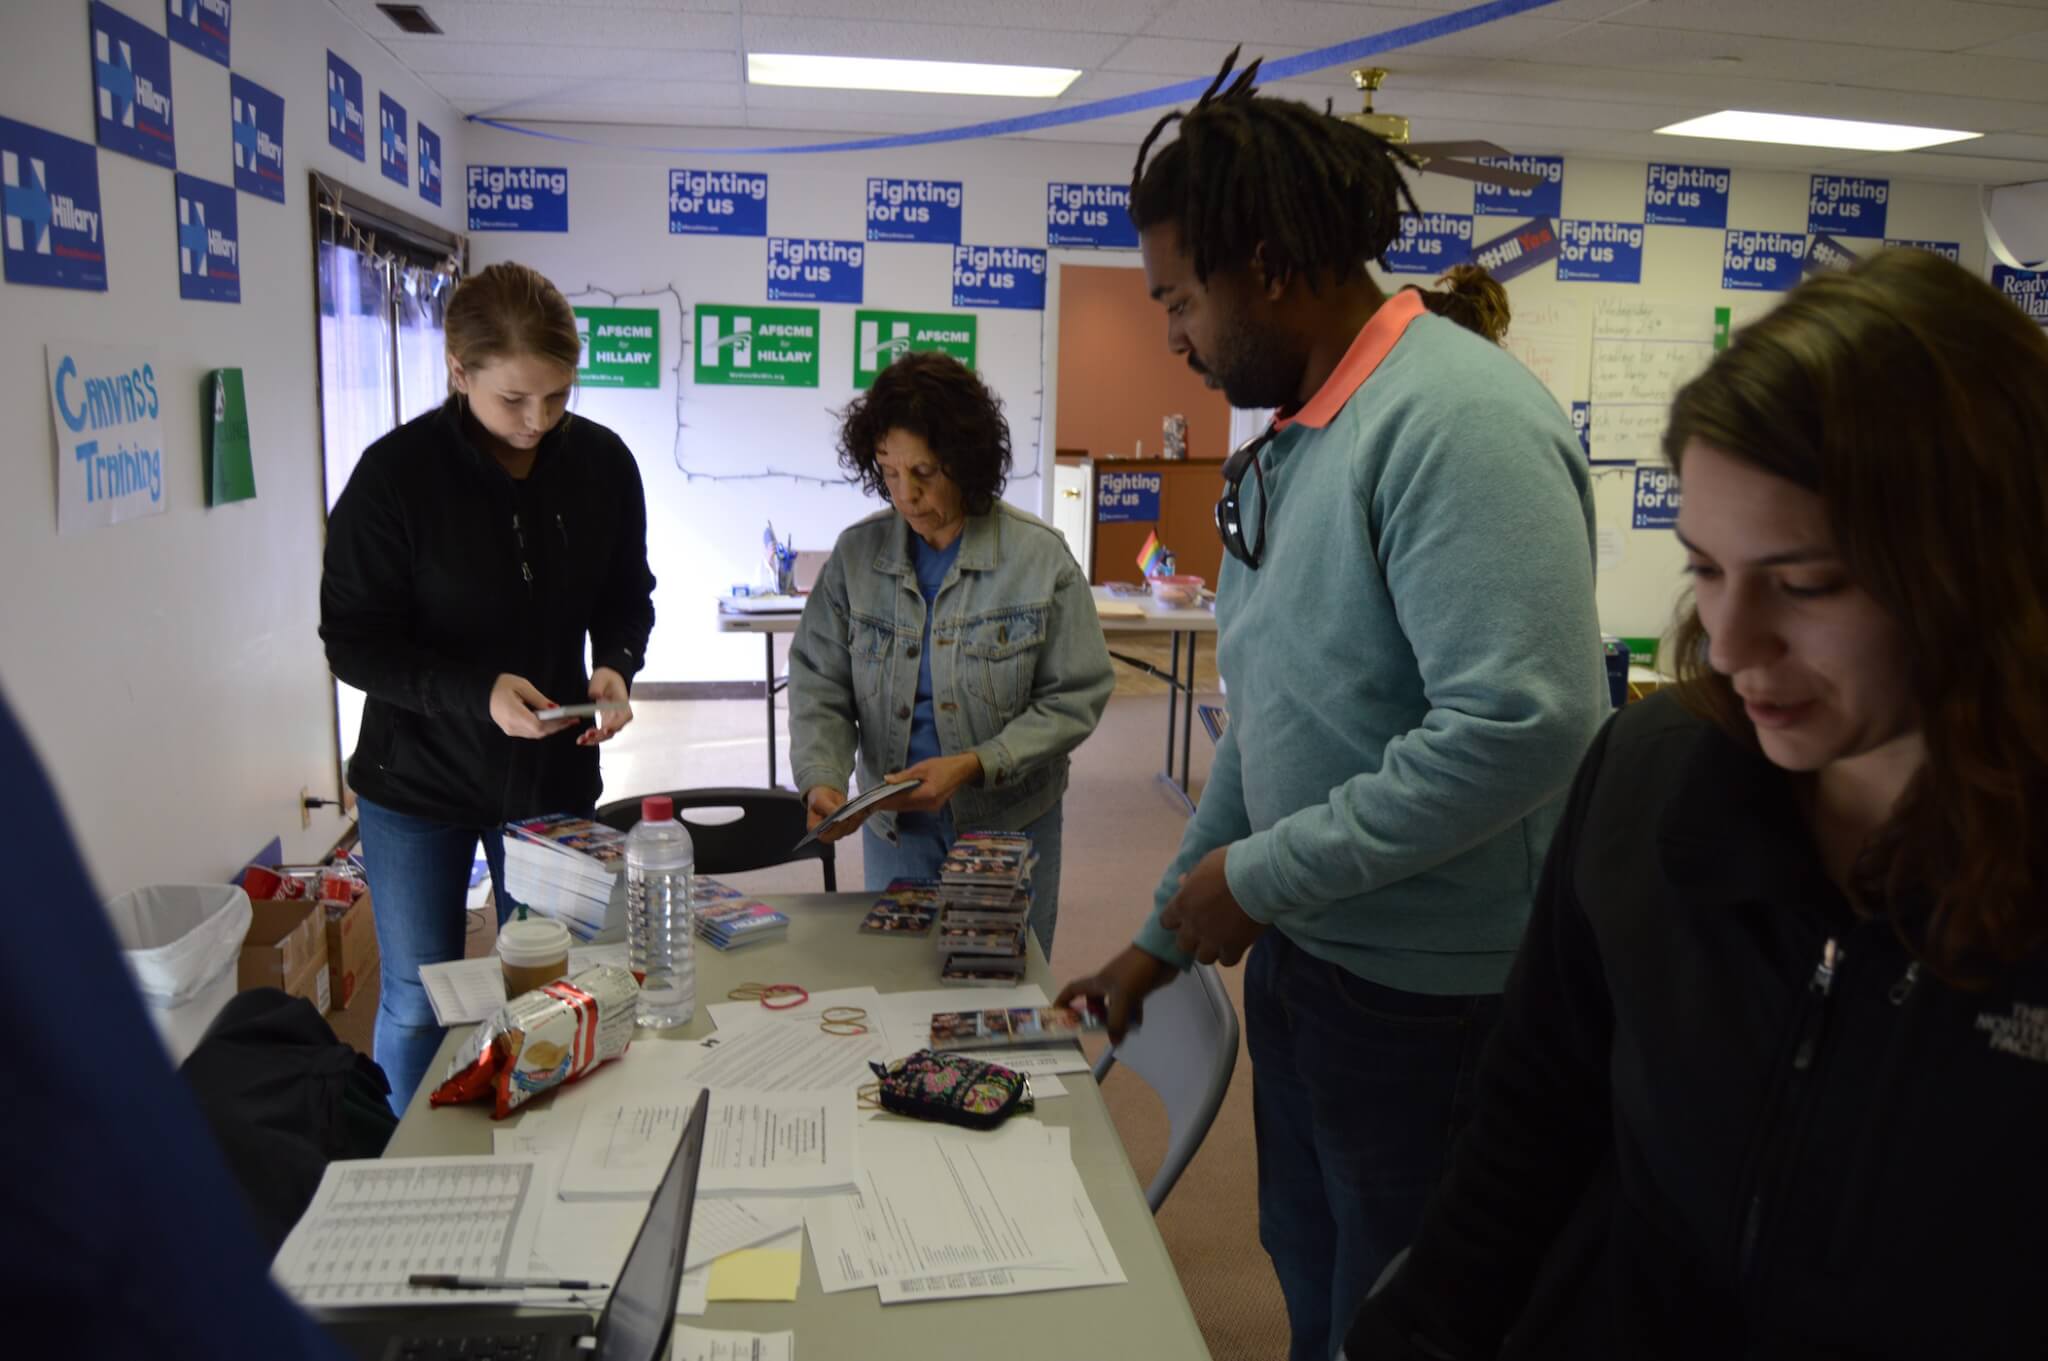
573, 307, 660, 388
853, 310, 977, 389
696, 304, 820, 387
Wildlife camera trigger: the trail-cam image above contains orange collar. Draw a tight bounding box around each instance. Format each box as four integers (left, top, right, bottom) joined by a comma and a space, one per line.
1273, 289, 1426, 432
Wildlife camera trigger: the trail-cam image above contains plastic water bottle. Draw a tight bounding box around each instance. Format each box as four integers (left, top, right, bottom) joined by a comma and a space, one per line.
624, 795, 695, 1028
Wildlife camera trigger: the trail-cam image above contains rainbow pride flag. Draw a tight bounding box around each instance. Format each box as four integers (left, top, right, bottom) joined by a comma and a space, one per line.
1137, 530, 1168, 577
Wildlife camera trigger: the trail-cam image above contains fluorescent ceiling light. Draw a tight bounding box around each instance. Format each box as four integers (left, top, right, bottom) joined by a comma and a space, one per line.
747, 53, 1080, 98
1655, 110, 1980, 153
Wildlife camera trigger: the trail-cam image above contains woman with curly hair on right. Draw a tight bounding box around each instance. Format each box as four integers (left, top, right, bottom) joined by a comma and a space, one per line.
786, 351, 1112, 958
1347, 247, 2048, 1359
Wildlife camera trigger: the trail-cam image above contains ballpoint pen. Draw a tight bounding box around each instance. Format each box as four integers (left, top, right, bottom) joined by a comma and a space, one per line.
408, 1273, 608, 1292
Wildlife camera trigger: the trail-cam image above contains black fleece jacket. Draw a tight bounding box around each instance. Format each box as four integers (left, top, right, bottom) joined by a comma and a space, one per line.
1349, 692, 2048, 1361
320, 399, 654, 827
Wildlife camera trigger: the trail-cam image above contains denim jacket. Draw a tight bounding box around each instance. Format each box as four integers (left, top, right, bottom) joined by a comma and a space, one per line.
788, 502, 1114, 845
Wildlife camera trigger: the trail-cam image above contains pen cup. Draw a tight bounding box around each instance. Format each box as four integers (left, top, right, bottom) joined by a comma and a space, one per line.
498, 917, 572, 998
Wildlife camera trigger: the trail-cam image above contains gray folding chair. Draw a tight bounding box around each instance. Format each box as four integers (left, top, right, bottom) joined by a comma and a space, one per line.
1090, 962, 1240, 1212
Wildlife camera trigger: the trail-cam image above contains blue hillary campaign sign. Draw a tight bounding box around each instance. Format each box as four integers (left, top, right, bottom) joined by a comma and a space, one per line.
1558, 220, 1644, 284
953, 244, 1046, 310
230, 75, 284, 203
417, 123, 442, 205
379, 94, 408, 186
1644, 163, 1728, 228
1808, 174, 1888, 238
326, 52, 364, 161
1469, 217, 1560, 283
670, 169, 767, 236
1382, 211, 1472, 275
1, 117, 108, 292
1097, 470, 1162, 524
165, 0, 229, 66
1047, 183, 1137, 249
1473, 154, 1563, 219
1993, 265, 2048, 327
1804, 231, 1860, 275
1722, 228, 1806, 291
468, 165, 568, 232
867, 178, 962, 244
92, 3, 176, 169
767, 237, 864, 303
175, 172, 239, 303
1633, 466, 1681, 531
1885, 238, 1960, 262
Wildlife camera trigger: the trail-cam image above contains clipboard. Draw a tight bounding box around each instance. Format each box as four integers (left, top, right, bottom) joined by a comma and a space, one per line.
793, 779, 922, 850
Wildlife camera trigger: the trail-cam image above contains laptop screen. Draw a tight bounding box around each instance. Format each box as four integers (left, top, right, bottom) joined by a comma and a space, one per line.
594, 1089, 709, 1361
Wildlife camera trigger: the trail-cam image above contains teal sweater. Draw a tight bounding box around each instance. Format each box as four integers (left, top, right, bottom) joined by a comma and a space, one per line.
1134, 301, 1608, 995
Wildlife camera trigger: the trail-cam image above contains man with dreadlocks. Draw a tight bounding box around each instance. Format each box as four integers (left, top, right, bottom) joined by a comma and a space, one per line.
1057, 52, 1608, 1360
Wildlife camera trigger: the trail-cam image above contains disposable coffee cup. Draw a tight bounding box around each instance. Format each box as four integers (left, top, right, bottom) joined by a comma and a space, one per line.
498, 917, 572, 998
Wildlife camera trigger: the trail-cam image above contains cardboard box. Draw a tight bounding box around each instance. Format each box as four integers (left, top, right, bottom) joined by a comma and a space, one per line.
239, 898, 330, 1010
324, 890, 379, 1011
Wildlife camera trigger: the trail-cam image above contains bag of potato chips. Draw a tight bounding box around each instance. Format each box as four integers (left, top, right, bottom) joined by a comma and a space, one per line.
430, 965, 638, 1118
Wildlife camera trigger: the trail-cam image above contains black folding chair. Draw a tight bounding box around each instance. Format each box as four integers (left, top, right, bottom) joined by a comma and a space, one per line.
593, 787, 837, 891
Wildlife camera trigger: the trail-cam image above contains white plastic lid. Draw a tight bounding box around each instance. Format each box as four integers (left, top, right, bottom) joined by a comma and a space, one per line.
498, 917, 572, 966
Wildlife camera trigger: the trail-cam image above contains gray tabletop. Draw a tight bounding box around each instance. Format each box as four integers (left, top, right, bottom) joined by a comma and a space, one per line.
386, 892, 1211, 1360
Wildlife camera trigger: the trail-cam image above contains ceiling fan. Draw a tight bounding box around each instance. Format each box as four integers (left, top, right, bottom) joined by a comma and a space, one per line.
1338, 68, 1545, 191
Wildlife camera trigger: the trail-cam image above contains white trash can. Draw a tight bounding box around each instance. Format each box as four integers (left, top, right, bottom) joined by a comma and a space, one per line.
105, 884, 253, 1065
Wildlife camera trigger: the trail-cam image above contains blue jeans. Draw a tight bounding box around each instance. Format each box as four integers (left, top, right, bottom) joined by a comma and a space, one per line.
1244, 930, 1501, 1361
863, 800, 1064, 959
355, 797, 519, 1115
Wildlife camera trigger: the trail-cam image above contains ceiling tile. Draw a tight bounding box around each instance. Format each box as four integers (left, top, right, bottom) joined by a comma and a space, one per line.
381, 42, 737, 80
339, 1, 739, 47
1813, 147, 2048, 180
1144, 0, 1452, 48
449, 76, 746, 114
737, 0, 1164, 35
473, 104, 750, 128
1099, 36, 1310, 74
1515, 24, 1912, 82
738, 15, 1124, 66
1862, 50, 2048, 101
1599, 0, 2048, 52
1975, 27, 2048, 60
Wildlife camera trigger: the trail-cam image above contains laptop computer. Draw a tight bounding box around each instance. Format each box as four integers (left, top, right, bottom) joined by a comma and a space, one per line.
326, 1089, 710, 1361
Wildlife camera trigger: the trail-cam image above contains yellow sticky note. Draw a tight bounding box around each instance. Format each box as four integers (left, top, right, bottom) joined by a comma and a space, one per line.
706, 1249, 801, 1302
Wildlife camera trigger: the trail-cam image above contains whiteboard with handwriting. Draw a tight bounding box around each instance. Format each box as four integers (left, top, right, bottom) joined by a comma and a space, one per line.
1587, 299, 1723, 462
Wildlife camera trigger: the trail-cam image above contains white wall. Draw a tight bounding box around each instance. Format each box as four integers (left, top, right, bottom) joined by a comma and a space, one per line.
1370, 158, 1988, 652
467, 124, 1993, 679
0, 0, 469, 894
463, 124, 1139, 683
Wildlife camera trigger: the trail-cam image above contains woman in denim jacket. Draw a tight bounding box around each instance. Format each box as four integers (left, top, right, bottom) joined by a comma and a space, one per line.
788, 352, 1114, 956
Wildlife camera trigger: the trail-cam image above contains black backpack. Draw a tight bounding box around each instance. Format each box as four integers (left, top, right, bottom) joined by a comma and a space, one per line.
179, 988, 398, 1256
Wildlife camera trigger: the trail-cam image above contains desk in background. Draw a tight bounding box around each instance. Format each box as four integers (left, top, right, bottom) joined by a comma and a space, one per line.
715, 593, 1218, 813
386, 893, 1212, 1361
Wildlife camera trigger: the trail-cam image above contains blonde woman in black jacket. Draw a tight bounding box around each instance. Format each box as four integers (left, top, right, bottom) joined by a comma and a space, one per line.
1349, 250, 2048, 1359
320, 262, 655, 1112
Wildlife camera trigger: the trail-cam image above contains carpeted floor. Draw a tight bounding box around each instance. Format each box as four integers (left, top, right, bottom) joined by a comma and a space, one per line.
331, 634, 1285, 1359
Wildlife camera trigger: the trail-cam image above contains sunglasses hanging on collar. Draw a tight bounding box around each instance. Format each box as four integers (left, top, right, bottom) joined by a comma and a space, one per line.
1215, 423, 1278, 569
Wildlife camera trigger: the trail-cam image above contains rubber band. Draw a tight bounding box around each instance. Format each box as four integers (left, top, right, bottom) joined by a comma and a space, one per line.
728, 982, 809, 1009
820, 1021, 869, 1037
820, 1006, 868, 1023
856, 1081, 884, 1111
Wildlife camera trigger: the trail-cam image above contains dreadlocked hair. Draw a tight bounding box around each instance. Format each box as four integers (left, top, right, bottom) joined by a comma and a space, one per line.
1129, 46, 1423, 287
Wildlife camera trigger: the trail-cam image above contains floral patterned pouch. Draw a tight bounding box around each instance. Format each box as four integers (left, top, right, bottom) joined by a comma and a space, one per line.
867, 1049, 1035, 1130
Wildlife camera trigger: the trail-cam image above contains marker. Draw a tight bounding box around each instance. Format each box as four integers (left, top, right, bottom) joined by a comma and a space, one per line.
408, 1274, 607, 1292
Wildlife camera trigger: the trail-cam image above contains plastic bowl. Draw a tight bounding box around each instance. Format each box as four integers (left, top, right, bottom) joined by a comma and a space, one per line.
1151, 574, 1205, 608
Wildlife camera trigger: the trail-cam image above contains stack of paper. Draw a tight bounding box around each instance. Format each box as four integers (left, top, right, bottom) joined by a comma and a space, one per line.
804, 1120, 1125, 1303
502, 814, 628, 938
